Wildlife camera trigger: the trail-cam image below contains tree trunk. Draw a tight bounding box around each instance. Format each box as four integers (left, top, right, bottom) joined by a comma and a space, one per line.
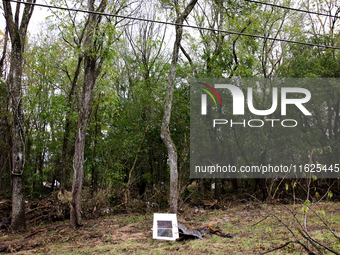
70, 57, 96, 228
91, 102, 99, 196
2, 0, 35, 230
0, 26, 10, 196
70, 0, 106, 228
60, 56, 83, 193
161, 0, 197, 214
7, 23, 27, 230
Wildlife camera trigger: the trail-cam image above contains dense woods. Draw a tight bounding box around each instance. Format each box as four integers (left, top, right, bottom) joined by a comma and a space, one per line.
1, 0, 340, 230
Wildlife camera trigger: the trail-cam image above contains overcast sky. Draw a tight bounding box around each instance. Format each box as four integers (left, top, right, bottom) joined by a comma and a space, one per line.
1, 2, 51, 36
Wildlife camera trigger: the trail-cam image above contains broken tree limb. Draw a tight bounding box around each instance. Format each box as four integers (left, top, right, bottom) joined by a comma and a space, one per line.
0, 241, 23, 253
206, 225, 233, 238
261, 241, 302, 255
24, 223, 68, 239
251, 215, 270, 227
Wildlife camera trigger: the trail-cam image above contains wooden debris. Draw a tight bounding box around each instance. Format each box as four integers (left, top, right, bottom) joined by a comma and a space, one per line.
0, 241, 23, 252
24, 223, 68, 239
25, 199, 69, 225
200, 199, 220, 208
206, 224, 233, 238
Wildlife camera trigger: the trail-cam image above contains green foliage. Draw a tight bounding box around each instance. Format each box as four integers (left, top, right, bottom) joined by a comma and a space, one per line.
2, 0, 340, 206
328, 190, 333, 199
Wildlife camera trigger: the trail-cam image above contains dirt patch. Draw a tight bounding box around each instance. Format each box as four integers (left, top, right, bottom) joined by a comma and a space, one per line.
113, 223, 150, 242
236, 232, 252, 238
307, 225, 327, 231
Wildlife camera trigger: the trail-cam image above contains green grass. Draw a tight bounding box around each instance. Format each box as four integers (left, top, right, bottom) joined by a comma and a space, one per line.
3, 202, 340, 254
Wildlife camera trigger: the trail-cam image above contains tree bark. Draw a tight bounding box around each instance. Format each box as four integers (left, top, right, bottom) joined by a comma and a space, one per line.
0, 25, 10, 197
60, 56, 83, 193
2, 0, 35, 230
161, 0, 197, 214
70, 55, 96, 228
0, 26, 9, 75
70, 53, 97, 228
70, 0, 106, 228
7, 8, 26, 232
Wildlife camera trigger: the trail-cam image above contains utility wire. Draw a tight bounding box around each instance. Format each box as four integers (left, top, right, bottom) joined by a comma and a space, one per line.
245, 0, 340, 19
4, 0, 340, 50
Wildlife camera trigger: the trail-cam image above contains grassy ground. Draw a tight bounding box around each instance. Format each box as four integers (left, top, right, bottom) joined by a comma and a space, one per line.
1, 202, 340, 254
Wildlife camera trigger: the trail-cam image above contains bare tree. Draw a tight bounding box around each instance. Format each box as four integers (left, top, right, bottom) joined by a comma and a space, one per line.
2, 0, 35, 230
161, 0, 197, 214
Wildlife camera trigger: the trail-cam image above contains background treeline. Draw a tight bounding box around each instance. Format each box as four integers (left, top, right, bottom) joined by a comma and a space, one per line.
1, 0, 340, 218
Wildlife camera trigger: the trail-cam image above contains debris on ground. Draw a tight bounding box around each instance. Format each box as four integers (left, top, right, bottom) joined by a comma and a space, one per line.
191, 208, 205, 214
0, 196, 70, 229
25, 199, 69, 225
177, 223, 203, 240
176, 223, 233, 241
0, 240, 24, 253
153, 213, 179, 240
200, 199, 221, 209
205, 224, 233, 238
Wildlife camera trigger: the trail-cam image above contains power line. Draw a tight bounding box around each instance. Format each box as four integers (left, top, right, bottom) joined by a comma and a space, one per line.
4, 0, 340, 50
245, 0, 340, 19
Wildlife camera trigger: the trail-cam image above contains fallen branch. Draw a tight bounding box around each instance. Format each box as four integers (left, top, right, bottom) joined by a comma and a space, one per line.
24, 223, 68, 239
261, 241, 298, 254
0, 241, 23, 253
251, 215, 270, 227
206, 225, 233, 238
